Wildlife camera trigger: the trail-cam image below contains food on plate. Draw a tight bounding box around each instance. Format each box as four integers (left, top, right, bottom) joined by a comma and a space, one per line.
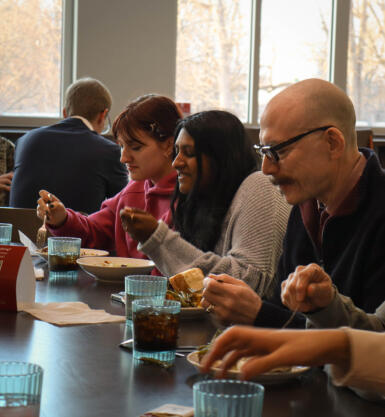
37, 246, 48, 254
169, 268, 204, 292
195, 330, 291, 374
166, 290, 202, 308
209, 356, 291, 374
36, 247, 107, 257
196, 329, 222, 359
100, 260, 131, 268
167, 268, 204, 307
189, 350, 292, 375
80, 249, 106, 257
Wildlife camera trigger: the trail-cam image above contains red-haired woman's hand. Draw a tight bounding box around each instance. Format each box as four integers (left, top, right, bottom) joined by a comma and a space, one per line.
37, 189, 68, 227
120, 206, 158, 243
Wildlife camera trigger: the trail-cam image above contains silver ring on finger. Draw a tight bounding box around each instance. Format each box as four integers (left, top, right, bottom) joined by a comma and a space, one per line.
206, 304, 215, 313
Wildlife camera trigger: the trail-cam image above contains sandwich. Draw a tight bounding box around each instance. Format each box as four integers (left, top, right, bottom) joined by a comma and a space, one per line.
167, 268, 205, 307
169, 268, 204, 293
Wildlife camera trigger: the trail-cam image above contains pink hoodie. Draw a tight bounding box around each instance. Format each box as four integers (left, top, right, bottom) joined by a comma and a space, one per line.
48, 171, 176, 260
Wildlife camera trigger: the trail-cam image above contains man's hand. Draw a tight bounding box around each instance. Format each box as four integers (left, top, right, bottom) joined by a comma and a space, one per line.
37, 190, 68, 227
200, 274, 262, 326
201, 326, 350, 380
120, 207, 158, 243
281, 263, 334, 313
0, 172, 13, 192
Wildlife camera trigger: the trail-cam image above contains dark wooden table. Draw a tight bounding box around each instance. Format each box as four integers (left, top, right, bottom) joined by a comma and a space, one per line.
0, 260, 383, 417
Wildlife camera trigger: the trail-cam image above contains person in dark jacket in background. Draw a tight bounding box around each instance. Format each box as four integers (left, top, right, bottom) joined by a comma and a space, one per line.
0, 135, 14, 206
10, 77, 127, 214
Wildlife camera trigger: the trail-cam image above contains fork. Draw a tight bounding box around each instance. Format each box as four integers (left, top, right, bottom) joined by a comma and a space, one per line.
36, 215, 48, 249
281, 306, 299, 329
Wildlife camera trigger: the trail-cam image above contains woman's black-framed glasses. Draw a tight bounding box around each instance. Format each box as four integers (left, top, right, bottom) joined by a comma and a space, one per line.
254, 125, 333, 163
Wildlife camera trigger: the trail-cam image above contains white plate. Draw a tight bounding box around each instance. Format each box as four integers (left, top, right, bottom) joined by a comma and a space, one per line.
76, 256, 155, 282
33, 248, 109, 261
111, 292, 205, 318
187, 351, 310, 383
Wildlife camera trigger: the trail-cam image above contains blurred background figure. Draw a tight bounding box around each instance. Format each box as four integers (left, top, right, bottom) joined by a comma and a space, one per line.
10, 77, 128, 214
0, 135, 14, 206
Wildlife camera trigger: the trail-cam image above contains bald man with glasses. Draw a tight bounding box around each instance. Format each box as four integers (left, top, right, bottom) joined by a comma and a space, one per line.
201, 78, 385, 330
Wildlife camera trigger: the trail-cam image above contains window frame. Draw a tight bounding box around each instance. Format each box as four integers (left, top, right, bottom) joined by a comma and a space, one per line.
0, 0, 75, 129
243, 0, 385, 136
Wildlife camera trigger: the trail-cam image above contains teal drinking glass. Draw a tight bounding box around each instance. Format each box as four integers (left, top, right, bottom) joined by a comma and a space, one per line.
0, 361, 43, 416
124, 275, 168, 323
193, 379, 264, 417
48, 237, 81, 272
0, 223, 12, 244
132, 299, 181, 365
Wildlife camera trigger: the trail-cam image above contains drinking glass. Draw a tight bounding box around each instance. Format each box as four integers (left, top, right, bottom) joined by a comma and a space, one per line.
0, 223, 12, 244
193, 379, 264, 417
124, 275, 168, 323
132, 299, 181, 365
0, 361, 43, 416
48, 237, 81, 272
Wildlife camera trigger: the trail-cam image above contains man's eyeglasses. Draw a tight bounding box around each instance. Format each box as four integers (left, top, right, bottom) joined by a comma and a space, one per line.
254, 125, 334, 163
101, 113, 112, 135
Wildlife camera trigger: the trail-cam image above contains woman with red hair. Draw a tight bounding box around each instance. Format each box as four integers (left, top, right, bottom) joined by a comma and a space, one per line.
37, 94, 182, 258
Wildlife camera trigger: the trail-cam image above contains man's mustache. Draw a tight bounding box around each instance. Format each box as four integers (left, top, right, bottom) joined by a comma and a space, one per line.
269, 176, 293, 187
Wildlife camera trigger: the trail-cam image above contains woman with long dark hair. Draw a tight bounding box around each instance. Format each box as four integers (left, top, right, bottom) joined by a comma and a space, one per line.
36, 94, 182, 258
121, 110, 291, 294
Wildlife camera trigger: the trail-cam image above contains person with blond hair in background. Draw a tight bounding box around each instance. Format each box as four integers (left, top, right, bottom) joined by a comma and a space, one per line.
11, 77, 127, 214
0, 135, 14, 206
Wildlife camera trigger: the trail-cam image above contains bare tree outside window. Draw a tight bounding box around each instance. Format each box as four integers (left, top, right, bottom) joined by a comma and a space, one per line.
0, 0, 62, 117
348, 0, 385, 126
176, 0, 252, 121
258, 0, 331, 121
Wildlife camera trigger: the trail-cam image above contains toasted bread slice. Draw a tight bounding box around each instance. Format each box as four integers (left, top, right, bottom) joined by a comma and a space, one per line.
169, 268, 204, 293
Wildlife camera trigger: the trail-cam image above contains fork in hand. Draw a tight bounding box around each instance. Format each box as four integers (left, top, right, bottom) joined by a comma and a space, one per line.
36, 214, 48, 249
281, 306, 299, 329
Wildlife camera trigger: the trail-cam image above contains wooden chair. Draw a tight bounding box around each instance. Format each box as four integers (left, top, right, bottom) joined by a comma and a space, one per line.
245, 126, 260, 145
0, 207, 45, 244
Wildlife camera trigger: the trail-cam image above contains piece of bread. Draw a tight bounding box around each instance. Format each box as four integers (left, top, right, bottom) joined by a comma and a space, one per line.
169, 268, 204, 293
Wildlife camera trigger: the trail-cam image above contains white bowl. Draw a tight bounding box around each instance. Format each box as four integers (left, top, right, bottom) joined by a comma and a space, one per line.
76, 256, 155, 282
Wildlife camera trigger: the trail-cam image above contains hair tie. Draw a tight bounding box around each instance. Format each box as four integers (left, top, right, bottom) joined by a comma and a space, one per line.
150, 122, 167, 138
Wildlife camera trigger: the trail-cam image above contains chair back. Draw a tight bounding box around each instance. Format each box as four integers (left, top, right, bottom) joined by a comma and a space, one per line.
356, 129, 374, 149
245, 126, 260, 145
0, 207, 44, 244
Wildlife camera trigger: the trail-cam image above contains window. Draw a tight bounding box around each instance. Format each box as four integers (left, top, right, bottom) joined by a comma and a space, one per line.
176, 0, 385, 134
0, 0, 70, 122
176, 0, 252, 121
259, 0, 332, 120
347, 0, 385, 127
